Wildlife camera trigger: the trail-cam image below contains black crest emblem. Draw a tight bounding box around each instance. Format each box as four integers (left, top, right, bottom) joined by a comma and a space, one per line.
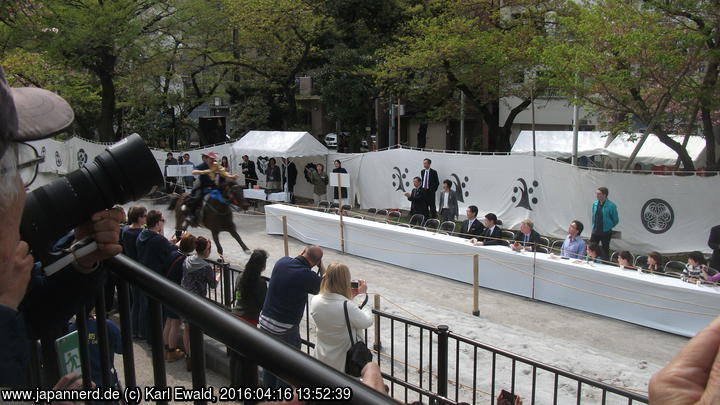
641, 199, 674, 234
512, 178, 539, 210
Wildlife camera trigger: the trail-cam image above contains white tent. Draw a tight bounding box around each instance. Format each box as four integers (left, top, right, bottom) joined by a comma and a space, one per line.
511, 131, 610, 158
605, 133, 706, 166
231, 130, 328, 157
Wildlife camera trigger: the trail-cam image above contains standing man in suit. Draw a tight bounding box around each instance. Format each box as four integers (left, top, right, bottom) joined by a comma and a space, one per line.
511, 219, 541, 252
709, 224, 720, 270
459, 206, 484, 239
404, 177, 429, 222
420, 158, 439, 218
590, 186, 619, 260
241, 155, 258, 189
470, 213, 504, 246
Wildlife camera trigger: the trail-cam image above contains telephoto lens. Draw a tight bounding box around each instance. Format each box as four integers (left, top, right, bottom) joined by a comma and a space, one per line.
20, 134, 164, 263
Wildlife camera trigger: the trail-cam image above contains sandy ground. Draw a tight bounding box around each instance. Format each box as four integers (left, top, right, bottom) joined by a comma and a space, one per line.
127, 200, 691, 403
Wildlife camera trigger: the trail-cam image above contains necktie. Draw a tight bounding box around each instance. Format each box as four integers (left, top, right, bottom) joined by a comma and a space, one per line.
423, 170, 429, 188
524, 234, 529, 244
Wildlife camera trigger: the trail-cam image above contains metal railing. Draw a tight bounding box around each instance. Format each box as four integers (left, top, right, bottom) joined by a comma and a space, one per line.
28, 255, 395, 405
203, 261, 648, 405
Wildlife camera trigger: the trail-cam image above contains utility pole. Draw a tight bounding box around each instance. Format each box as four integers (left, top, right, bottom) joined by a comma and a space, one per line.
460, 91, 465, 152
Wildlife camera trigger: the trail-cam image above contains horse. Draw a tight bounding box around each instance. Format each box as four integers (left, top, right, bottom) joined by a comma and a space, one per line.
172, 181, 252, 257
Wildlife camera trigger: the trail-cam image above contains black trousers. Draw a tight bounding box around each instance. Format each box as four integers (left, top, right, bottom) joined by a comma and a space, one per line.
424, 190, 437, 218
590, 230, 612, 261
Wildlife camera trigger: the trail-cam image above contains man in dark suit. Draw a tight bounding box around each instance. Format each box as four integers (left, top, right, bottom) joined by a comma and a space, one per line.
404, 177, 429, 223
241, 154, 258, 189
458, 205, 484, 239
709, 224, 720, 270
420, 158, 439, 218
511, 219, 542, 252
470, 213, 504, 246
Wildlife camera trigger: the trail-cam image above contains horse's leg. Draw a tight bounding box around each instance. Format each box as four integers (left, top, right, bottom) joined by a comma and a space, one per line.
228, 227, 251, 254
211, 231, 224, 259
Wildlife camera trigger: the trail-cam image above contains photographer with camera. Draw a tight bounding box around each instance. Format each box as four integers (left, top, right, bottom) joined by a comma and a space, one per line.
1, 67, 163, 388
0, 68, 129, 388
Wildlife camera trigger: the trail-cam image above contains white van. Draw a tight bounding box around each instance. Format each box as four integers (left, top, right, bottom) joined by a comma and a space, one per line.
324, 133, 338, 148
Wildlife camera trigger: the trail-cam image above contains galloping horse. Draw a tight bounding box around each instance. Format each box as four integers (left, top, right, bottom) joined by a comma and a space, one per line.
172, 181, 252, 256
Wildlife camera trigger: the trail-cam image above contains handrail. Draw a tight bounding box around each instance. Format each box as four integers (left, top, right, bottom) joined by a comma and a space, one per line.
107, 254, 396, 404
446, 331, 648, 402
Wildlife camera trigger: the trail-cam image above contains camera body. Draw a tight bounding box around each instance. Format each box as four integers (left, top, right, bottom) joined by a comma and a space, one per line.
20, 134, 164, 263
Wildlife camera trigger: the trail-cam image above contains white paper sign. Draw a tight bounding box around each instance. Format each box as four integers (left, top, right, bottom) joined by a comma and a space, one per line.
165, 165, 194, 177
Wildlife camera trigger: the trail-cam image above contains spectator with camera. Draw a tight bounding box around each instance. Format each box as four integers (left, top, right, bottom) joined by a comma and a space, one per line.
259, 245, 325, 388
0, 67, 125, 387
310, 263, 373, 373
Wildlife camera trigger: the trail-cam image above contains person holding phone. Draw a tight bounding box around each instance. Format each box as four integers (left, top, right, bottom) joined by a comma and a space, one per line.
310, 263, 372, 373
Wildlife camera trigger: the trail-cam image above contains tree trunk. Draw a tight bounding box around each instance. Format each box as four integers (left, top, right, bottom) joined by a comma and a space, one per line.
701, 106, 717, 170
417, 122, 428, 149
285, 86, 297, 129
654, 128, 696, 171
95, 65, 117, 142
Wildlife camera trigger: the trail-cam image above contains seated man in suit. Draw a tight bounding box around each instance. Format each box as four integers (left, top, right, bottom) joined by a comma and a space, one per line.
404, 177, 429, 223
511, 219, 541, 252
470, 213, 504, 246
458, 205, 484, 239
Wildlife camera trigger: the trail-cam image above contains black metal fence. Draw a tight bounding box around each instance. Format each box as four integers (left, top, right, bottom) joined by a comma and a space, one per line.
29, 255, 395, 405
205, 259, 649, 405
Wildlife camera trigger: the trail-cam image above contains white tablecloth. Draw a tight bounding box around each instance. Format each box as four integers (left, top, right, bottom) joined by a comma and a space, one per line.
243, 189, 289, 202
264, 204, 720, 337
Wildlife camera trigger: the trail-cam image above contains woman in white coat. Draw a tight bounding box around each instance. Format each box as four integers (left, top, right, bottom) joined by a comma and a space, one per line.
310, 263, 373, 372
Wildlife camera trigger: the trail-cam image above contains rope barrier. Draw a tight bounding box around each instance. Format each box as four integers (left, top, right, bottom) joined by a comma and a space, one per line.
135, 191, 720, 317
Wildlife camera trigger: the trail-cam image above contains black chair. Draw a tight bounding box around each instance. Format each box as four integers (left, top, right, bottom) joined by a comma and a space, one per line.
538, 236, 551, 249
352, 215, 364, 220
367, 208, 377, 216
376, 209, 388, 219
551, 239, 564, 253
424, 218, 441, 231
409, 214, 425, 226
634, 255, 649, 269
535, 246, 549, 254
387, 211, 402, 223
501, 230, 515, 240
609, 251, 617, 263
341, 204, 351, 212
318, 200, 330, 212
439, 221, 456, 234
664, 261, 686, 276
330, 202, 340, 209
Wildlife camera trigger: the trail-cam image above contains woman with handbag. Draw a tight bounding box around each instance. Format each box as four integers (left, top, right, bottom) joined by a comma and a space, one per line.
310, 263, 373, 374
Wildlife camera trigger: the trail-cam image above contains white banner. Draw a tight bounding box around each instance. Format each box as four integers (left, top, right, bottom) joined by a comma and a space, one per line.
28, 137, 719, 254
328, 149, 720, 255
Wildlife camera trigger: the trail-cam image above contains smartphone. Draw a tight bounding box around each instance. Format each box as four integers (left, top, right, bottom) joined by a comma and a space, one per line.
500, 389, 517, 404
351, 280, 359, 288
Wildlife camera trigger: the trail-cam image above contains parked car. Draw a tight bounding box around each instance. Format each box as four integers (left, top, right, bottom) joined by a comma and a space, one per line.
324, 133, 338, 148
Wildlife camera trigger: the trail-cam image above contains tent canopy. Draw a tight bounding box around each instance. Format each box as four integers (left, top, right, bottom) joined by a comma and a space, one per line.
231, 130, 328, 158
511, 131, 610, 158
605, 134, 706, 166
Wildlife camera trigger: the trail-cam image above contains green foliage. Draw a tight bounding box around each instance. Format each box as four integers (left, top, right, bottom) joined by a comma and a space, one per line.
376, 0, 565, 151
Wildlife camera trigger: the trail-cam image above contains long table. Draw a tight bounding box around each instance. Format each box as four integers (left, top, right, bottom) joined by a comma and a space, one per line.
264, 204, 720, 337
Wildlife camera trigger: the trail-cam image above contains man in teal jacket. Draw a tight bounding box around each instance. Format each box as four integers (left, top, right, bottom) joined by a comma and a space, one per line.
590, 186, 619, 260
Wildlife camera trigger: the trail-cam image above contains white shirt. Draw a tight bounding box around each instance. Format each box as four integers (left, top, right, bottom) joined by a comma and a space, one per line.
310, 293, 373, 372
441, 192, 450, 209
466, 218, 475, 231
